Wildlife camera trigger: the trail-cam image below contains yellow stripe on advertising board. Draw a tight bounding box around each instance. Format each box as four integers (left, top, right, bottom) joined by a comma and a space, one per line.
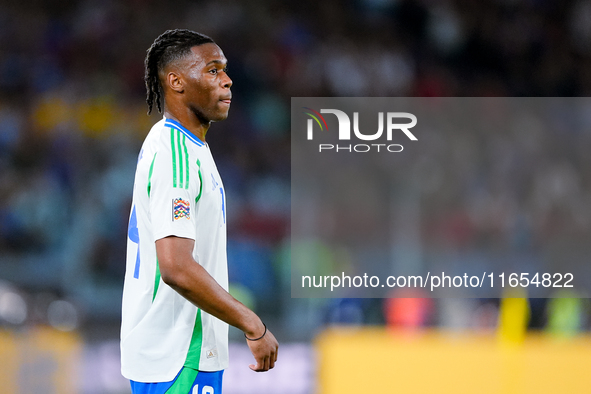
316, 327, 591, 394
0, 327, 81, 393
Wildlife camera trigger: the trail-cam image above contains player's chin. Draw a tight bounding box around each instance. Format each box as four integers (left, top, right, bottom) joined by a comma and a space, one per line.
211, 109, 230, 122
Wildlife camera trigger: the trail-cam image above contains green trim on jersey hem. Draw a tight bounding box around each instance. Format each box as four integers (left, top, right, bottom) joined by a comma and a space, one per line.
164, 367, 199, 393
171, 128, 177, 188
195, 159, 203, 204
184, 309, 203, 369
152, 258, 161, 302
147, 153, 157, 197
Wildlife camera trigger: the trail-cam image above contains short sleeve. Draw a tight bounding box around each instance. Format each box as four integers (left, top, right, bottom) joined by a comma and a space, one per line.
149, 128, 198, 242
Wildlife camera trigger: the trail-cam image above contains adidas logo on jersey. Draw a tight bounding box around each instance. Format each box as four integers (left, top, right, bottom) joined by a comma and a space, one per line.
206, 348, 218, 359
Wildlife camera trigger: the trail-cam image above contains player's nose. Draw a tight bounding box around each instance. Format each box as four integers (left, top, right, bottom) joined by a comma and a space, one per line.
221, 73, 232, 89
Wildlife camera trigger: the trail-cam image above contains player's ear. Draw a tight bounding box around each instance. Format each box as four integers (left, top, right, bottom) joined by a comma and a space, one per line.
166, 71, 184, 93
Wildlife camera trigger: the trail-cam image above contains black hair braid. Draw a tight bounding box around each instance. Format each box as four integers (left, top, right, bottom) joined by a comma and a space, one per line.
144, 29, 215, 114
144, 43, 163, 115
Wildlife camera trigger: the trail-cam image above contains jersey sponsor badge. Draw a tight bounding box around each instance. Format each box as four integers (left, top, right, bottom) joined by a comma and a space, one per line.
172, 198, 190, 220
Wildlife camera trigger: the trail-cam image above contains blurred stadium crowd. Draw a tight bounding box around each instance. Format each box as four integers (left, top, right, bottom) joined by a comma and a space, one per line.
1, 0, 591, 340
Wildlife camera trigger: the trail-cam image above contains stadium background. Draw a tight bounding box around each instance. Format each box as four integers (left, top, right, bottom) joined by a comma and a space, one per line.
1, 0, 591, 392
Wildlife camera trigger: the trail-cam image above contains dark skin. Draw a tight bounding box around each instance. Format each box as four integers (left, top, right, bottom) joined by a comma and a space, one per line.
161, 43, 232, 141
155, 43, 278, 372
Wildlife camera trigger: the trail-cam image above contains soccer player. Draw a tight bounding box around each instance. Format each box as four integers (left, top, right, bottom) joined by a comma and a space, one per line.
120, 29, 278, 394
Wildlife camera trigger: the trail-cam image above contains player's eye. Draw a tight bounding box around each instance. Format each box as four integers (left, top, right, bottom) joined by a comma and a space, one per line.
209, 68, 218, 75
223, 67, 229, 74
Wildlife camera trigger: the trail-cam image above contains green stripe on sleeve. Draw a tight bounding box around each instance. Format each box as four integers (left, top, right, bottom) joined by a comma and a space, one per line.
195, 159, 203, 203
147, 153, 157, 197
177, 130, 183, 189
170, 128, 177, 188
182, 134, 189, 189
184, 309, 203, 369
152, 258, 161, 302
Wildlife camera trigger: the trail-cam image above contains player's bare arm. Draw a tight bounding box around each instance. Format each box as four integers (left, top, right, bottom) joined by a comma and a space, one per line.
156, 236, 278, 371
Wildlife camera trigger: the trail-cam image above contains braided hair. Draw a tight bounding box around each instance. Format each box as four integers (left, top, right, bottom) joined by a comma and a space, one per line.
144, 29, 215, 114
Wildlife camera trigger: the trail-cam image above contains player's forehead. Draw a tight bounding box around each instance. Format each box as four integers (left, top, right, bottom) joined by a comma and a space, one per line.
187, 43, 227, 68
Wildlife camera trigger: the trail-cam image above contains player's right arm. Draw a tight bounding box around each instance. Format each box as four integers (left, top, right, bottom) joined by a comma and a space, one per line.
156, 235, 278, 371
149, 127, 277, 371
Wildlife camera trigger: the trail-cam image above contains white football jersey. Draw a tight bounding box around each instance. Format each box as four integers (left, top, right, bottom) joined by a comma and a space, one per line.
121, 118, 229, 382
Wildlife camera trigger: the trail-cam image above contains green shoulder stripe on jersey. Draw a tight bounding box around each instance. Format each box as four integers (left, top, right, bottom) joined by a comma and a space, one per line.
184, 309, 203, 369
152, 258, 161, 302
195, 159, 203, 203
182, 134, 189, 189
166, 368, 199, 393
170, 128, 177, 188
171, 129, 190, 190
147, 153, 157, 197
177, 130, 183, 188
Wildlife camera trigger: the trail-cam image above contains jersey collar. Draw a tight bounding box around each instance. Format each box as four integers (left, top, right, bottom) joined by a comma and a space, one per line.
164, 118, 205, 147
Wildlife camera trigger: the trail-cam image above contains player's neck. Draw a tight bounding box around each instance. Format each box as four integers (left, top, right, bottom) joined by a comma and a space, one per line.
164, 107, 210, 143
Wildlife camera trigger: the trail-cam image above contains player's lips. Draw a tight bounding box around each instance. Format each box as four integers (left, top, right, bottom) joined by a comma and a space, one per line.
220, 96, 232, 105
